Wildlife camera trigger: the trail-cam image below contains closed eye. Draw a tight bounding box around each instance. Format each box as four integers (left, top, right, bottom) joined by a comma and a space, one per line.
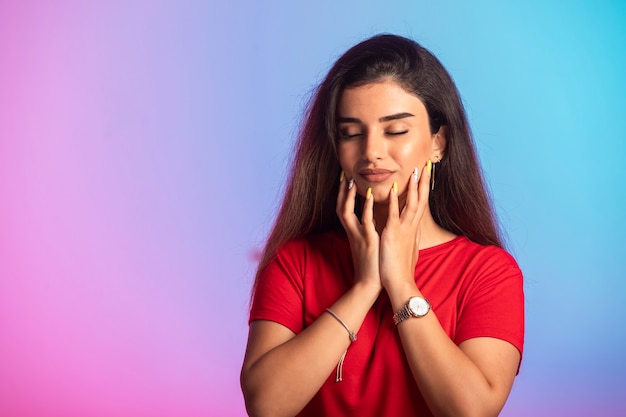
339, 132, 363, 139
386, 130, 408, 136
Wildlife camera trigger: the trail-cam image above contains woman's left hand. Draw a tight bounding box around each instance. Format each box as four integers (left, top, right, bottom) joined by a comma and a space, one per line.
379, 164, 431, 291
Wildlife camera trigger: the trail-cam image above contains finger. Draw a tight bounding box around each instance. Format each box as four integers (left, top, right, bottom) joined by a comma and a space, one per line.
401, 167, 420, 222
413, 224, 422, 263
388, 181, 400, 224
336, 170, 346, 217
415, 162, 432, 220
337, 176, 360, 232
361, 187, 376, 237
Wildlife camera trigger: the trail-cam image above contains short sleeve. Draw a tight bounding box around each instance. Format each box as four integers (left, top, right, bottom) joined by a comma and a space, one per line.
249, 240, 306, 334
454, 248, 525, 357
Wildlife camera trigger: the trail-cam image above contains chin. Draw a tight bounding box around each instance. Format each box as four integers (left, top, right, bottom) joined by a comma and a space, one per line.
372, 193, 391, 203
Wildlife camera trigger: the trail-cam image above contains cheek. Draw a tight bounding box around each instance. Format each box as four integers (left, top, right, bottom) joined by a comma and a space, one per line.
397, 140, 431, 165
337, 145, 356, 170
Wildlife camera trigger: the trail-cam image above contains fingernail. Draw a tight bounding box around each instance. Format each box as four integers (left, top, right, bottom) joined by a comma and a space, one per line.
348, 179, 354, 189
427, 160, 432, 175
366, 187, 372, 199
413, 167, 419, 182
340, 171, 345, 182
392, 182, 398, 194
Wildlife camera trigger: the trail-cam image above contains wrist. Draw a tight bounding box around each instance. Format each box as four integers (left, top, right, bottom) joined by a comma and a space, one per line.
381, 267, 415, 288
384, 280, 421, 310
352, 279, 383, 301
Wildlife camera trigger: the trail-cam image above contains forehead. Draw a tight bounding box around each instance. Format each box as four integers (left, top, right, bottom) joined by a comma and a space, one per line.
337, 80, 427, 118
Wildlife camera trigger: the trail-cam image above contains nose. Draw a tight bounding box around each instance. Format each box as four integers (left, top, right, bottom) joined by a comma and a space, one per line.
362, 132, 385, 162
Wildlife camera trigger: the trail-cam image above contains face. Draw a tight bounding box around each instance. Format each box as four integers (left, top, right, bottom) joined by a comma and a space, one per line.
337, 79, 444, 202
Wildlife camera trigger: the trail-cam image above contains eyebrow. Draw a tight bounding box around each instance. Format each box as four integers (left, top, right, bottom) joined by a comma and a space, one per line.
337, 112, 415, 124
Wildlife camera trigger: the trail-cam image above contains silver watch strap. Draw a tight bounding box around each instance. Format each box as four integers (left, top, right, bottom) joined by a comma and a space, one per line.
393, 305, 411, 325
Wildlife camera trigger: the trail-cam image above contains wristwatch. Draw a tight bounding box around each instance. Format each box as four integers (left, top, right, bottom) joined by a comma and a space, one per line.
393, 296, 431, 325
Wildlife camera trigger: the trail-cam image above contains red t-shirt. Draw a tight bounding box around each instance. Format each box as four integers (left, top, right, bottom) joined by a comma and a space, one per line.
250, 230, 524, 416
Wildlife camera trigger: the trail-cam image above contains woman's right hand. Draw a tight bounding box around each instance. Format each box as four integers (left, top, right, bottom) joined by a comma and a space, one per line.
336, 174, 383, 292
242, 173, 384, 417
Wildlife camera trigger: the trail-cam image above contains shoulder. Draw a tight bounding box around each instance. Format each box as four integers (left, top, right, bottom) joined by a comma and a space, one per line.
444, 236, 520, 273
423, 236, 523, 291
252, 230, 350, 326
274, 230, 349, 261
450, 238, 524, 301
469, 239, 521, 278
259, 230, 349, 279
450, 238, 525, 356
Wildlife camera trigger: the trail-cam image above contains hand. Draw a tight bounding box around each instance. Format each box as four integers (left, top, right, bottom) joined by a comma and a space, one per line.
336, 174, 382, 292
379, 165, 431, 291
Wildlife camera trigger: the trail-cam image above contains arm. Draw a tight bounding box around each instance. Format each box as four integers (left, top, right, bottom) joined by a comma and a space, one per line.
380, 164, 521, 417
241, 174, 382, 417
241, 281, 379, 417
387, 283, 520, 417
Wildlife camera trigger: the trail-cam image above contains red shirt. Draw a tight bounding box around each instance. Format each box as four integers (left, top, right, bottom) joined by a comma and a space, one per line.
250, 231, 524, 416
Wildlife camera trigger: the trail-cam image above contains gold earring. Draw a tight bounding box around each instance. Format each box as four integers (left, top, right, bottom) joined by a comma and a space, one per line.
431, 156, 441, 190
431, 162, 435, 190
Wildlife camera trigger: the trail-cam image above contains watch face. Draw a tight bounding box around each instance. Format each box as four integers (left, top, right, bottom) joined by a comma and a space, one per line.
408, 297, 430, 317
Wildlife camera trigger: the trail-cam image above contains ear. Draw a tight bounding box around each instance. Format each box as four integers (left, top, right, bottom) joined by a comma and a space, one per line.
431, 125, 447, 161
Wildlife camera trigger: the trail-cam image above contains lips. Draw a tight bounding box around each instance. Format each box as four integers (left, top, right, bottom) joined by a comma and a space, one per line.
359, 168, 395, 182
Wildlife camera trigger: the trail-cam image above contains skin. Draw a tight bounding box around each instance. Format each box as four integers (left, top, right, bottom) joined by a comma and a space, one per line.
241, 80, 521, 417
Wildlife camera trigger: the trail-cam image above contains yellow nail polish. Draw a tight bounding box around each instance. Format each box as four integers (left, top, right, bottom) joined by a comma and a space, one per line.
392, 181, 398, 194
427, 160, 432, 175
366, 187, 372, 199
340, 170, 345, 182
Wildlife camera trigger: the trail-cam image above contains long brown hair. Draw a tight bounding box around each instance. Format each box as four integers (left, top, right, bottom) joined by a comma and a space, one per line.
255, 34, 503, 284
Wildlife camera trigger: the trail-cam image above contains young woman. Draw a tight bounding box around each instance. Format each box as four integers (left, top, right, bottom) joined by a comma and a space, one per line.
241, 34, 524, 417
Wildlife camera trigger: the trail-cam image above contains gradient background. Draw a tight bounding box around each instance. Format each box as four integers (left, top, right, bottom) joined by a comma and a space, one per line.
1, 1, 625, 416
